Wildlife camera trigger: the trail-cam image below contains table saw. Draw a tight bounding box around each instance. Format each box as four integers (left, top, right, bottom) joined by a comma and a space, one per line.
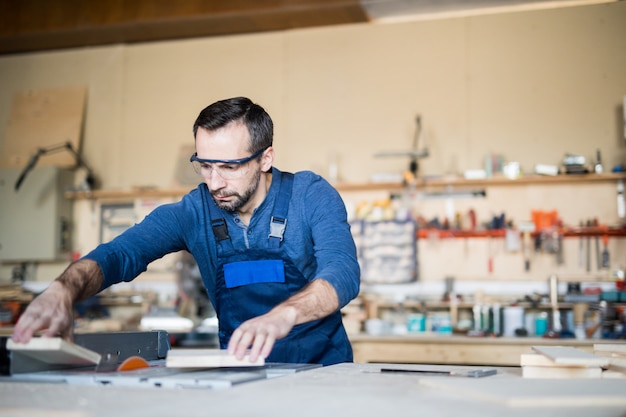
0, 331, 319, 389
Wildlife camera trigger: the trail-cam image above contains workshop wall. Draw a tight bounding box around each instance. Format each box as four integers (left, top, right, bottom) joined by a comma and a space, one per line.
0, 3, 624, 188
0, 2, 625, 288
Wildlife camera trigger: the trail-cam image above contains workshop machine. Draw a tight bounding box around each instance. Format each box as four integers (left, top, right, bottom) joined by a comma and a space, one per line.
0, 331, 319, 389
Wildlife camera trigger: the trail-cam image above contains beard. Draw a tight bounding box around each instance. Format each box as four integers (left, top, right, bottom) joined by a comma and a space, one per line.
211, 169, 261, 212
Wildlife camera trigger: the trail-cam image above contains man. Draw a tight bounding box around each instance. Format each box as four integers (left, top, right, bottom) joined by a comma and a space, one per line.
12, 97, 361, 365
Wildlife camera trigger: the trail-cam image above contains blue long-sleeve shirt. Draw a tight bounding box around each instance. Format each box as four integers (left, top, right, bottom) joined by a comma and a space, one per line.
85, 167, 360, 310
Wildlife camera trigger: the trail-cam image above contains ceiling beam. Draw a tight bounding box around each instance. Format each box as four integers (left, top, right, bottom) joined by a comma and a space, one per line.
0, 0, 369, 55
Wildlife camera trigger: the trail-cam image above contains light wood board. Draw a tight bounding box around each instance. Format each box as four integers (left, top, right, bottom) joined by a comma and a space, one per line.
532, 345, 609, 367
593, 343, 626, 355
165, 349, 265, 368
521, 365, 602, 379
419, 377, 626, 407
520, 353, 587, 368
6, 337, 101, 366
1, 86, 87, 169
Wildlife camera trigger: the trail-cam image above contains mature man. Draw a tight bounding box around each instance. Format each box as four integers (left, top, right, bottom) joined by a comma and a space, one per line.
12, 97, 361, 365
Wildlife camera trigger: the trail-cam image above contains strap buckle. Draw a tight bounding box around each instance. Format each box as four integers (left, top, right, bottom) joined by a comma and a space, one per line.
211, 218, 230, 242
268, 216, 287, 241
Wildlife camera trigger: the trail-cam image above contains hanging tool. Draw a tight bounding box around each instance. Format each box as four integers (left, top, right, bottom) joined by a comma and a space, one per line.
578, 220, 584, 267
548, 274, 562, 337
519, 221, 535, 272
601, 225, 610, 269
618, 179, 625, 219
586, 219, 591, 272
556, 229, 564, 265
487, 234, 494, 274
374, 114, 429, 182
593, 218, 600, 270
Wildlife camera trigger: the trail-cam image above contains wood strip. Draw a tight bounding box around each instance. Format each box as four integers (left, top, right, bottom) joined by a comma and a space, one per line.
522, 365, 602, 379
520, 353, 587, 368
593, 343, 626, 355
6, 337, 101, 366
165, 349, 264, 368
532, 346, 609, 367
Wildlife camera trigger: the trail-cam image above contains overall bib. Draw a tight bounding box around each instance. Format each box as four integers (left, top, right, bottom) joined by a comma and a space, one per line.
205, 171, 352, 365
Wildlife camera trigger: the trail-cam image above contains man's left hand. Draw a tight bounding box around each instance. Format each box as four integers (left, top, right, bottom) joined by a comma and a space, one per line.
227, 305, 297, 363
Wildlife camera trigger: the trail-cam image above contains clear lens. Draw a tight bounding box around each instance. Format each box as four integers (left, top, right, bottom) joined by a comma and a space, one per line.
191, 161, 250, 180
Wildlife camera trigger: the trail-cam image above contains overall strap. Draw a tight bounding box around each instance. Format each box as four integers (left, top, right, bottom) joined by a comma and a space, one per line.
268, 172, 294, 249
204, 186, 235, 252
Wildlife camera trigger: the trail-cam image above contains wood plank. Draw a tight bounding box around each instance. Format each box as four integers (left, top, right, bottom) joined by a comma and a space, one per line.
521, 365, 602, 379
6, 337, 101, 366
165, 349, 264, 368
520, 352, 597, 368
603, 369, 626, 378
532, 346, 609, 367
593, 343, 626, 355
604, 358, 626, 373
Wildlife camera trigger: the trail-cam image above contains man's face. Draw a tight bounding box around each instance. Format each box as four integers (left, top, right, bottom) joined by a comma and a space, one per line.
194, 122, 268, 212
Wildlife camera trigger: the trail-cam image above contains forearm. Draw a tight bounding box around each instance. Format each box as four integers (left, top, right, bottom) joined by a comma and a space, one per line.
56, 258, 104, 302
272, 278, 339, 326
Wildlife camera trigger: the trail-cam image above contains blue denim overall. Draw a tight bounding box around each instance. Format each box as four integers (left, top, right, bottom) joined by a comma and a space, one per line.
205, 171, 352, 365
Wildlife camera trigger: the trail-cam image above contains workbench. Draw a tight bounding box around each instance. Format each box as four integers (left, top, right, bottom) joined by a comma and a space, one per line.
1, 362, 625, 417
350, 334, 624, 365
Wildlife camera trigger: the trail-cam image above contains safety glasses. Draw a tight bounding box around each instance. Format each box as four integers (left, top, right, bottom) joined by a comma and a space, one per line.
189, 147, 267, 180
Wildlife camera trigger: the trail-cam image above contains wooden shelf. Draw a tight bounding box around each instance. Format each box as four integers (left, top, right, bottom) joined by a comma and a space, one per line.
416, 226, 626, 239
65, 172, 626, 200
66, 186, 195, 200
336, 172, 626, 192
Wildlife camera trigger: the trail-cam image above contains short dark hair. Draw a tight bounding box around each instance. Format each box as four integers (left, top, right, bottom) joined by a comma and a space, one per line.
193, 97, 273, 152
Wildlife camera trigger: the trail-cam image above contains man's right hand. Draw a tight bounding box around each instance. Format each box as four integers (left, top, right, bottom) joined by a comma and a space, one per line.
11, 280, 75, 343
11, 259, 104, 344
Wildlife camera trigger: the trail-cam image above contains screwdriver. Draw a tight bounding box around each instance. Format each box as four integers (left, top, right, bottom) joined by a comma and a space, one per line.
601, 227, 610, 269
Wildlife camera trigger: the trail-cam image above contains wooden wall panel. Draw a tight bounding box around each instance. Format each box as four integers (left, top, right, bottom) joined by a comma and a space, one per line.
1, 87, 87, 169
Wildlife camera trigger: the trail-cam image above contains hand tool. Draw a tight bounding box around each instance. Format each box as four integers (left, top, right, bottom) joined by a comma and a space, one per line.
548, 274, 562, 334
578, 220, 584, 267
519, 221, 535, 272
556, 230, 564, 265
380, 367, 497, 378
586, 219, 591, 272
601, 226, 610, 269
593, 218, 600, 270
618, 179, 625, 218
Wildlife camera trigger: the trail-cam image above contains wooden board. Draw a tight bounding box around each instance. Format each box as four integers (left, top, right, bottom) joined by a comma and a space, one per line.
593, 343, 626, 356
532, 345, 609, 367
1, 86, 87, 169
6, 337, 101, 366
165, 349, 264, 368
605, 359, 626, 373
602, 370, 626, 378
419, 377, 626, 407
521, 365, 602, 379
520, 353, 587, 368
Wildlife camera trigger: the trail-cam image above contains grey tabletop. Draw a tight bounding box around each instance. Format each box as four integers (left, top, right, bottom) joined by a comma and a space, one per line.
1, 362, 625, 417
